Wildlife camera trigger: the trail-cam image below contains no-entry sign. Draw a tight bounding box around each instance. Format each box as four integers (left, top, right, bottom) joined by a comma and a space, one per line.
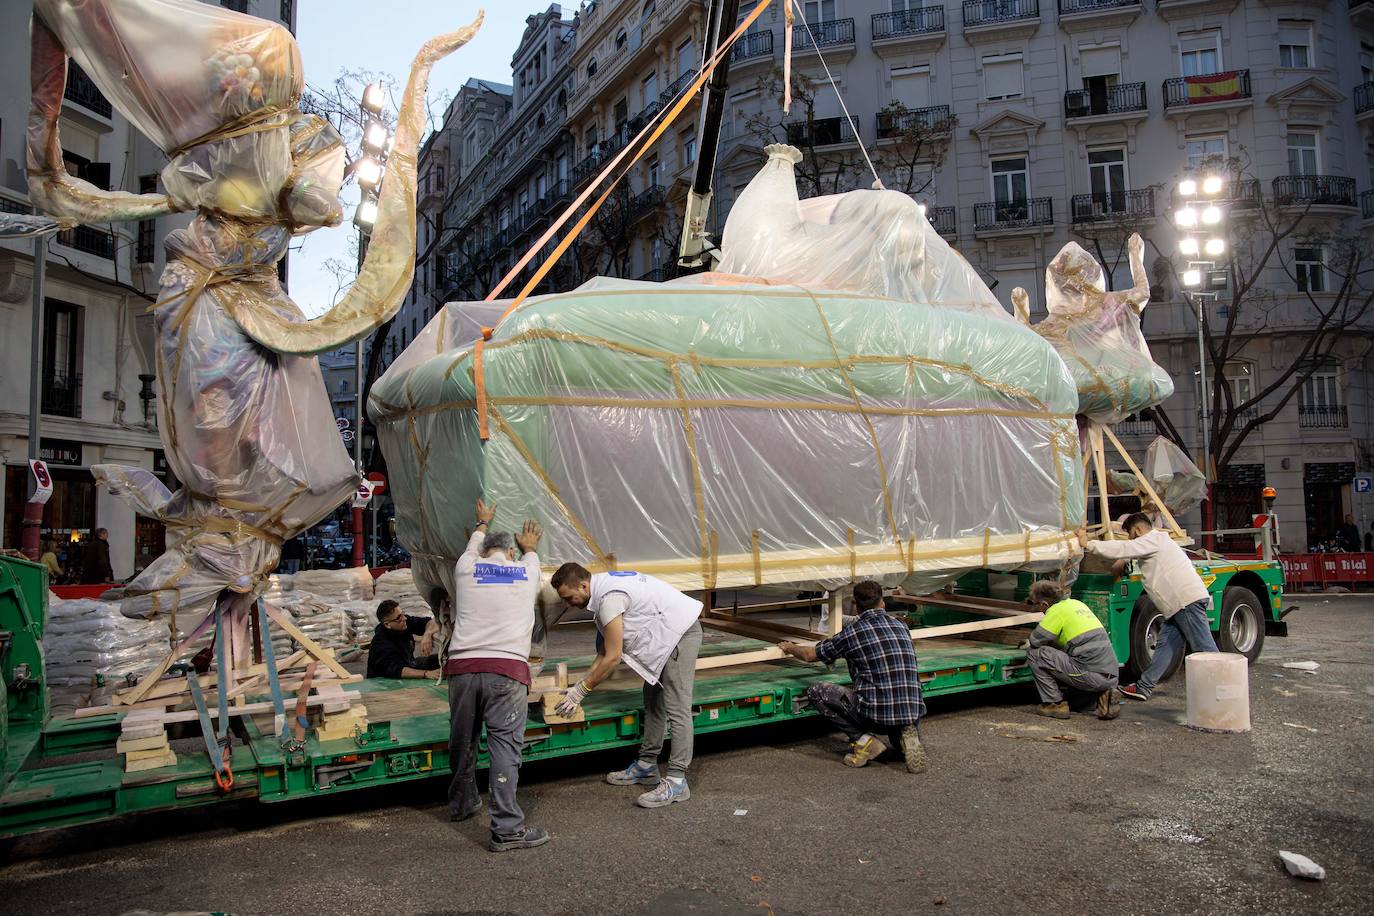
28, 459, 53, 504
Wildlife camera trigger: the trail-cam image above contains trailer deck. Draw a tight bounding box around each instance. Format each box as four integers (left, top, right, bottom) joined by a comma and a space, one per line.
0, 634, 1031, 836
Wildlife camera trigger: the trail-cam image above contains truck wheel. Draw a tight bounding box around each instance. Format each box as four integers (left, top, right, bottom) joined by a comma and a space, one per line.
1126, 598, 1184, 683
1217, 586, 1265, 662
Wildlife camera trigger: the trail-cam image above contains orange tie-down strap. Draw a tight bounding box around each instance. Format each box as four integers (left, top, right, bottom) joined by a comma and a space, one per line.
471, 0, 775, 439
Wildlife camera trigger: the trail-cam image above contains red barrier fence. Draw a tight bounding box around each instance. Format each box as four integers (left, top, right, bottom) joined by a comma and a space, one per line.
1276, 553, 1374, 589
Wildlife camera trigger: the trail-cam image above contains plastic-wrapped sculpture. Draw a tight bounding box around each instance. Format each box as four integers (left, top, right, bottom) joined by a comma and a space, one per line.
1016, 234, 1173, 424
371, 144, 1093, 609
26, 0, 481, 640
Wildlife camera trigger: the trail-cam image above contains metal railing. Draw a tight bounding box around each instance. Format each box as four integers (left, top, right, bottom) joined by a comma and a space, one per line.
1163, 69, 1251, 108
1273, 175, 1358, 208
1114, 416, 1155, 437
871, 7, 945, 40
637, 267, 670, 283
792, 18, 855, 50
56, 224, 115, 259
1064, 81, 1146, 118
974, 196, 1053, 231
876, 105, 952, 137
1299, 405, 1348, 428
731, 31, 774, 62
1356, 82, 1374, 114
785, 116, 858, 147
1070, 188, 1155, 222
630, 185, 666, 220
0, 196, 31, 215
926, 205, 956, 235
1223, 178, 1261, 211
64, 61, 112, 118
42, 371, 82, 418
660, 69, 698, 103
1059, 0, 1138, 12
962, 0, 1039, 28
1363, 189, 1374, 221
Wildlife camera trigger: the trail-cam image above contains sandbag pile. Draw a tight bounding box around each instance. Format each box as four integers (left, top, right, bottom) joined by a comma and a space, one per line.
44, 595, 171, 710
374, 568, 433, 619
279, 595, 354, 652
292, 567, 375, 604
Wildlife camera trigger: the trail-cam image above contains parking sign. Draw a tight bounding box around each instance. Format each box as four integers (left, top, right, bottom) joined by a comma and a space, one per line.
1356, 475, 1373, 494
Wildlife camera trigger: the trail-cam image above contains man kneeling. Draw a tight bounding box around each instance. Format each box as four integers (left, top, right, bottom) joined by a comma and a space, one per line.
779, 581, 926, 773
1024, 580, 1120, 720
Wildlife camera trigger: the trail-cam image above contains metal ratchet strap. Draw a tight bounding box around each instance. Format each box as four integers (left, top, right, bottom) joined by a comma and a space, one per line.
256, 599, 290, 745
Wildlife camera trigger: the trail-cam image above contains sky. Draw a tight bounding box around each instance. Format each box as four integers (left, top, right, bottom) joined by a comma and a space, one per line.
291, 0, 535, 317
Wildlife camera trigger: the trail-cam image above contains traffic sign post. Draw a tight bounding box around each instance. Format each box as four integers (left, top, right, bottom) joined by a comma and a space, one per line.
28, 459, 53, 505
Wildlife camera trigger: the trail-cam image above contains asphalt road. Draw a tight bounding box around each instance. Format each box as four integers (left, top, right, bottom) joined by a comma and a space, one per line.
2, 596, 1372, 915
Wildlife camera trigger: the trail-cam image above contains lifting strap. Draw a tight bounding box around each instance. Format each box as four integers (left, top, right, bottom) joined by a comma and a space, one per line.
471, 0, 774, 439
256, 598, 290, 746
183, 597, 234, 791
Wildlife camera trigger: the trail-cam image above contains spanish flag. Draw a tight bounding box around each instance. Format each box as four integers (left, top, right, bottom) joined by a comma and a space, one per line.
1186, 72, 1242, 103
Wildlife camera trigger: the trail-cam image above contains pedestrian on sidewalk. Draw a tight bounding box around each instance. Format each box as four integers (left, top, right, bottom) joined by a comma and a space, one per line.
1079, 513, 1217, 701
551, 564, 703, 809
778, 580, 927, 773
447, 499, 548, 851
1023, 579, 1120, 720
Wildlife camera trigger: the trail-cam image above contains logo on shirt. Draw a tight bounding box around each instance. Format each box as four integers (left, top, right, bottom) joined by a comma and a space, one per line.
608, 570, 639, 577
474, 563, 529, 585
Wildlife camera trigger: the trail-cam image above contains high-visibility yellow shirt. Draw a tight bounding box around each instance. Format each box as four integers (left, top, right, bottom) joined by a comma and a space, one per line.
1036, 598, 1104, 649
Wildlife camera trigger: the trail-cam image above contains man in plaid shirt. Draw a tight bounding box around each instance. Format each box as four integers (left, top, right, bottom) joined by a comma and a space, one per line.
779, 581, 926, 773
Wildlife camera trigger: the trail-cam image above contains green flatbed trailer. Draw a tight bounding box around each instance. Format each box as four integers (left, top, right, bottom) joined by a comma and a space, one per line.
0, 552, 1289, 838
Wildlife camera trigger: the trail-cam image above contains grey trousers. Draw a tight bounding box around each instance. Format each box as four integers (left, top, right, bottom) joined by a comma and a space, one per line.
448, 672, 528, 836
637, 621, 702, 779
1026, 645, 1119, 704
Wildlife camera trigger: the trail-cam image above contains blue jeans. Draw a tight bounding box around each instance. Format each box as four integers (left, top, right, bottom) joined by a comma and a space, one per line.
1135, 598, 1219, 696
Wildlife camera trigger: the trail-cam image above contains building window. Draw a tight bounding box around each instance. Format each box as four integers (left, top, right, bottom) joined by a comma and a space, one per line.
983, 54, 1024, 101
891, 65, 931, 108
1301, 369, 1340, 410
1088, 148, 1127, 209
536, 174, 547, 201
1186, 134, 1228, 171
616, 30, 629, 51
805, 0, 836, 24
587, 58, 598, 79
281, 0, 294, 24
1179, 30, 1221, 77
221, 0, 248, 12
1287, 131, 1319, 176
557, 153, 569, 181
642, 71, 658, 107
1278, 20, 1312, 69
991, 157, 1029, 209
42, 299, 82, 418
1295, 247, 1325, 293
678, 38, 695, 78
682, 126, 696, 164
1223, 362, 1254, 416
647, 154, 660, 187
136, 174, 157, 264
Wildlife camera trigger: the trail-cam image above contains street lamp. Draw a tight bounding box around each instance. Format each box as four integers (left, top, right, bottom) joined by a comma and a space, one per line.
1175, 173, 1230, 540
350, 84, 394, 568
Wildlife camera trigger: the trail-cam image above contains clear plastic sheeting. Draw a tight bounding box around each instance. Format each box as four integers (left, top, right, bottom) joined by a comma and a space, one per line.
719, 145, 1011, 319
1145, 436, 1207, 515
374, 236, 1086, 601
1024, 234, 1173, 424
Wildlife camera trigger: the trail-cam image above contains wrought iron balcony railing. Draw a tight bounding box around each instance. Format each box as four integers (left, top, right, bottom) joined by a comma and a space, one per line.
1064, 81, 1146, 118
1299, 405, 1347, 428
42, 371, 82, 418
872, 7, 945, 40
1163, 69, 1250, 108
792, 18, 855, 50
876, 105, 952, 137
56, 224, 115, 259
1070, 188, 1155, 222
731, 30, 774, 62
1272, 175, 1357, 208
974, 196, 1053, 231
963, 0, 1039, 28
1355, 81, 1374, 114
1059, 0, 1138, 11
785, 116, 858, 147
926, 205, 956, 236
64, 61, 112, 118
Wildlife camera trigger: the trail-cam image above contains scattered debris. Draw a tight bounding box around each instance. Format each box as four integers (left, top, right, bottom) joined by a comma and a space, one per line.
1270, 673, 1285, 679
934, 896, 947, 906
997, 732, 1081, 744
1276, 689, 1297, 697
1283, 722, 1318, 733
858, 857, 871, 864
1279, 850, 1326, 881
734, 809, 748, 816
1282, 661, 1320, 671
751, 873, 762, 883
1120, 818, 1206, 845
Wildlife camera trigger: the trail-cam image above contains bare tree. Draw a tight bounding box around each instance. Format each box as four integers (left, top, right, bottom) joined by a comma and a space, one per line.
870, 100, 955, 197
746, 68, 865, 198
1141, 153, 1374, 499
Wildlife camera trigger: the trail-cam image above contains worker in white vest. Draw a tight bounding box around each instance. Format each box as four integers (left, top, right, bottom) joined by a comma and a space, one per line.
552, 563, 703, 809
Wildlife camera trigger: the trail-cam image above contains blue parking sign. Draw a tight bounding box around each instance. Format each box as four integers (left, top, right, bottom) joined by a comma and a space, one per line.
1356, 475, 1373, 494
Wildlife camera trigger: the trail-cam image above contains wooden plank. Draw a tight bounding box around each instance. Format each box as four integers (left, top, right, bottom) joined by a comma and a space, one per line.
699, 614, 824, 644
541, 692, 585, 724
1102, 425, 1187, 539
263, 604, 352, 679
1090, 424, 1114, 540
889, 592, 1029, 618
116, 734, 169, 753
909, 612, 1043, 639
125, 750, 177, 773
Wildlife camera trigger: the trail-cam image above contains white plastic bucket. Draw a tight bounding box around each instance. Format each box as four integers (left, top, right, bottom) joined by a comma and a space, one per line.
1185, 651, 1250, 733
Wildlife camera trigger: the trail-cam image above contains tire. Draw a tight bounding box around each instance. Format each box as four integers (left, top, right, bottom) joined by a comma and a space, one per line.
1126, 597, 1184, 683
1216, 586, 1266, 662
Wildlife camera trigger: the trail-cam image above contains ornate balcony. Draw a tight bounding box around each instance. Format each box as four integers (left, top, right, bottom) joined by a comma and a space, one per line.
1057, 0, 1141, 30
791, 18, 856, 57
42, 371, 82, 419
731, 31, 774, 66
875, 105, 953, 138
785, 116, 859, 148
629, 185, 666, 222
63, 61, 112, 119
1272, 175, 1358, 210
56, 225, 115, 259
1064, 82, 1147, 121
1361, 189, 1374, 222
962, 0, 1040, 41
1299, 405, 1348, 429
871, 8, 946, 52
1070, 188, 1155, 224
974, 196, 1054, 234
1355, 82, 1374, 121
1163, 70, 1251, 112
926, 205, 956, 237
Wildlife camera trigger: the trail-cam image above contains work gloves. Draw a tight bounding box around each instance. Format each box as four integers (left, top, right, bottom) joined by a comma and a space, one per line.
555, 680, 589, 717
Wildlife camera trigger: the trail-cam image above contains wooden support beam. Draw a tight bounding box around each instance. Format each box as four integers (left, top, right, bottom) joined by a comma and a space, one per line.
263, 604, 352, 679
700, 611, 825, 642
1090, 424, 1114, 540
1101, 424, 1187, 540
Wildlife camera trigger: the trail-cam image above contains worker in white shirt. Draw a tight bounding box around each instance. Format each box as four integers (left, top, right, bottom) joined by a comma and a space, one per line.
1079, 512, 1218, 701
551, 563, 703, 809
